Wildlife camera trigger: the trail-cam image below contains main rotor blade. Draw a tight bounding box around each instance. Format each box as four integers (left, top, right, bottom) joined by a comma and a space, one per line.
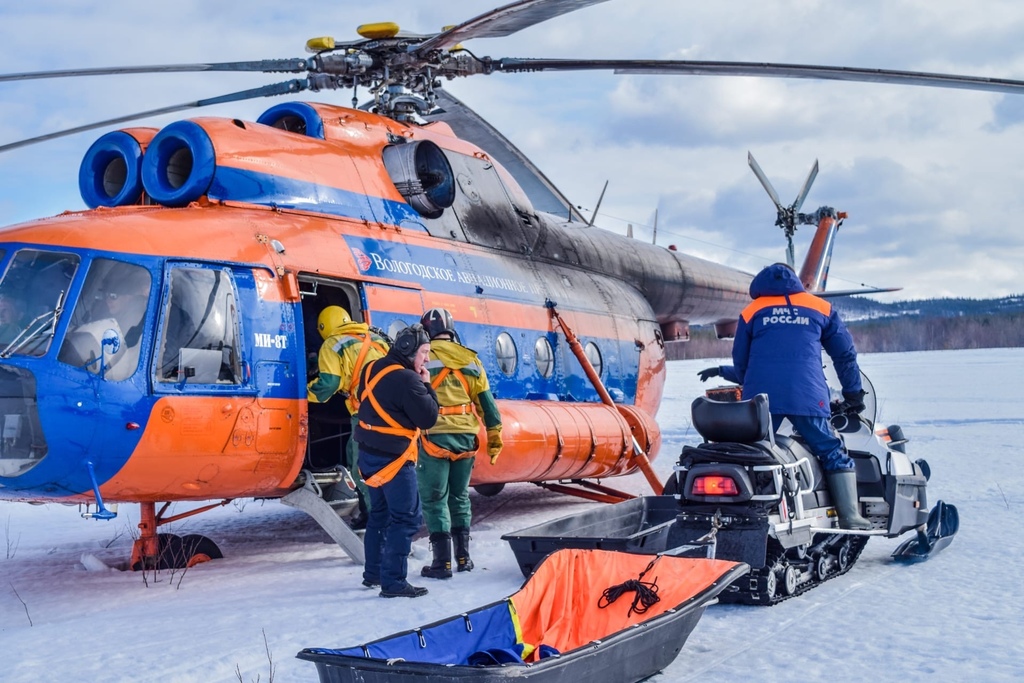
0, 59, 311, 83
747, 152, 783, 211
792, 159, 819, 214
495, 58, 1024, 96
416, 0, 610, 55
0, 79, 307, 153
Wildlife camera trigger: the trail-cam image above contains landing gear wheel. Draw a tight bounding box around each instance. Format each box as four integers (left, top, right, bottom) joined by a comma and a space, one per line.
782, 565, 798, 595
176, 534, 224, 567
815, 555, 829, 581
473, 483, 505, 497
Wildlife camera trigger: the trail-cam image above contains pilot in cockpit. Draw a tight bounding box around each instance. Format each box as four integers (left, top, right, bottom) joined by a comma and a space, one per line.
59, 264, 151, 379
88, 270, 149, 348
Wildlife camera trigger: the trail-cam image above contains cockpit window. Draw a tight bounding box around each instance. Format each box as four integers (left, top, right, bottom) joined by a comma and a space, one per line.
0, 249, 79, 357
157, 266, 241, 384
58, 259, 152, 381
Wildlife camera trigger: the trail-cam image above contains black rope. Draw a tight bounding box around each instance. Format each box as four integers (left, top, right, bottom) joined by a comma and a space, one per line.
597, 556, 662, 617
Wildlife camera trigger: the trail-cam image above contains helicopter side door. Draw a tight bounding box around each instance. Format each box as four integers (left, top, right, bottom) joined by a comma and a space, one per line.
145, 262, 303, 495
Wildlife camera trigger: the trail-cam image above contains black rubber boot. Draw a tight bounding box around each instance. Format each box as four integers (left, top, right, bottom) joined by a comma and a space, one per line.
379, 582, 428, 598
421, 532, 453, 579
453, 527, 474, 572
827, 470, 872, 530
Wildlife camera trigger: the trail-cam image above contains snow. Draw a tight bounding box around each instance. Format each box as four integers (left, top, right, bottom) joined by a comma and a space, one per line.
2, 348, 1022, 682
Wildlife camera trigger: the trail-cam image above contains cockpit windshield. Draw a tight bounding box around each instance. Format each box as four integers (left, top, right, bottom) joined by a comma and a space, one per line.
0, 249, 79, 357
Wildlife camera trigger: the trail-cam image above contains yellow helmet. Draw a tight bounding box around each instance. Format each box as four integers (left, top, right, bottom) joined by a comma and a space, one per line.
317, 306, 352, 339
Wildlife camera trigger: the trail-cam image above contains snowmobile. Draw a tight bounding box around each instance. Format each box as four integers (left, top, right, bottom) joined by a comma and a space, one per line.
665, 369, 959, 605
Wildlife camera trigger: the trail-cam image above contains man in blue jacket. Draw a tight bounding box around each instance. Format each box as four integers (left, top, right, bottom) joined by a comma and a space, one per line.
699, 263, 871, 530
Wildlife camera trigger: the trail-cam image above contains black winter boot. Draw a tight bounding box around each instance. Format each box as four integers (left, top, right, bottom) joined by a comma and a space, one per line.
380, 582, 428, 598
453, 527, 474, 572
421, 532, 453, 579
826, 470, 872, 530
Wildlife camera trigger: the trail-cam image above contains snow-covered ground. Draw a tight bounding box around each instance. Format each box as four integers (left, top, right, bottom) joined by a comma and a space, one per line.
2, 349, 1021, 682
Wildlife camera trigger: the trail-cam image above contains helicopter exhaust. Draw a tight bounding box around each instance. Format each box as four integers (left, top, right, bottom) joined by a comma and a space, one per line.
78, 127, 157, 208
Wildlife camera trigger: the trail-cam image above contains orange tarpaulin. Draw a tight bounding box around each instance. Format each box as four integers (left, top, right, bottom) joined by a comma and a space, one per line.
511, 548, 740, 659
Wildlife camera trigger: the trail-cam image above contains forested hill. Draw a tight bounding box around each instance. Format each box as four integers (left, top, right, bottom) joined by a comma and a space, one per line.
668, 294, 1024, 360
829, 294, 1024, 321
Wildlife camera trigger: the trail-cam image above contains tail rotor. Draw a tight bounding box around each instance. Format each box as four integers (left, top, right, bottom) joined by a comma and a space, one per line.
747, 151, 819, 269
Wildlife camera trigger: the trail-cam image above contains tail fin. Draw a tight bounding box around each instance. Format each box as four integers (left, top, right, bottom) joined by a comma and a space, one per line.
748, 152, 901, 298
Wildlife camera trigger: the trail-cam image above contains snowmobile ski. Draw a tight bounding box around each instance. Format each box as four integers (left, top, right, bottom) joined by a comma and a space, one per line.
891, 500, 959, 563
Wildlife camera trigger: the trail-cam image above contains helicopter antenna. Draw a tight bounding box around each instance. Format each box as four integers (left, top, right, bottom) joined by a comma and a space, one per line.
748, 152, 819, 269
587, 180, 609, 227
652, 208, 658, 245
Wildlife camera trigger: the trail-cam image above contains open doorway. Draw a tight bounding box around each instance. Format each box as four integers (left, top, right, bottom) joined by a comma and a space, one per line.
298, 275, 362, 471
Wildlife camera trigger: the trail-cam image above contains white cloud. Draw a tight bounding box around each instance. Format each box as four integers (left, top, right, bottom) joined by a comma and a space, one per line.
2, 0, 1023, 300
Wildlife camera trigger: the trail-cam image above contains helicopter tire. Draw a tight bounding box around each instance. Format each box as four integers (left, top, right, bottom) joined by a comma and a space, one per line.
133, 533, 223, 570
176, 534, 224, 568
473, 483, 505, 497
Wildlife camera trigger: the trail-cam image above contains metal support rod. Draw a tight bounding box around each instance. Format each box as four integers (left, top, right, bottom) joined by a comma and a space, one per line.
537, 482, 632, 504
545, 300, 664, 495
155, 500, 232, 527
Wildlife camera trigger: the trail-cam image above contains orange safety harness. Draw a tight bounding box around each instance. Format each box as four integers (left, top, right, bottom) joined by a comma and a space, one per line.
421, 365, 477, 461
344, 334, 388, 415
357, 360, 420, 487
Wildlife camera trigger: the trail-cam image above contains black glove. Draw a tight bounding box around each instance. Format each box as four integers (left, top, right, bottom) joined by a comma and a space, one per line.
841, 390, 867, 415
697, 367, 721, 382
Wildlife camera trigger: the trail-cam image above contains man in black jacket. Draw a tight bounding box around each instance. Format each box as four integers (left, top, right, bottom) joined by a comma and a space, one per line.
355, 323, 439, 598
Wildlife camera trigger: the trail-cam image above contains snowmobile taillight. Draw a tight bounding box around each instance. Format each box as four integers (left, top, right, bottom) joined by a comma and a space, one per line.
691, 475, 740, 496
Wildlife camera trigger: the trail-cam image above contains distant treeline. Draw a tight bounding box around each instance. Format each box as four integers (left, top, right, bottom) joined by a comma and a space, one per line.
666, 311, 1024, 361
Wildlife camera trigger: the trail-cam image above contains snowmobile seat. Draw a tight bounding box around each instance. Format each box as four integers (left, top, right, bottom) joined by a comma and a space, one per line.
691, 393, 774, 447
686, 394, 793, 466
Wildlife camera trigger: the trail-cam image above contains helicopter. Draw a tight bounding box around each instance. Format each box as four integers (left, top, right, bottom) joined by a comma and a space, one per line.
1, 0, 1020, 571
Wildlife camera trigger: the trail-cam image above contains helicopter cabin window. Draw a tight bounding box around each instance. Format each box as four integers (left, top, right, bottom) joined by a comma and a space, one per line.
585, 341, 603, 378
387, 319, 408, 341
534, 337, 554, 378
495, 332, 518, 376
58, 259, 151, 382
157, 267, 241, 384
0, 249, 79, 357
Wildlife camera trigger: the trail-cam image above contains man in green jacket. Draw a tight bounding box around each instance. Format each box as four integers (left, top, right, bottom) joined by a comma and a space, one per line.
307, 305, 389, 527
417, 308, 503, 579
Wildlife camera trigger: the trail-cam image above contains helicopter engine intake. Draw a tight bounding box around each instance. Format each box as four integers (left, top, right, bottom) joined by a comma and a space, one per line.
141, 120, 217, 207
78, 128, 157, 208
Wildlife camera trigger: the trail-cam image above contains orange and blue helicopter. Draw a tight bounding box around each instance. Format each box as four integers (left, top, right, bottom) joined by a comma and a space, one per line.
1, 0, 1019, 569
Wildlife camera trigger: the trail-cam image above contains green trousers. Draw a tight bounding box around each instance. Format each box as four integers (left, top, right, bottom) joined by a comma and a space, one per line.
347, 414, 368, 500
416, 450, 475, 533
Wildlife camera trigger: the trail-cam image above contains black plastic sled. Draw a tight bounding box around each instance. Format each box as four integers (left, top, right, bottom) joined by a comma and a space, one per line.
297, 548, 748, 683
502, 495, 690, 578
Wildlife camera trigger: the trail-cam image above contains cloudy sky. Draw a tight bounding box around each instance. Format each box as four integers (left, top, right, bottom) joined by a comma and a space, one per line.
2, 0, 1023, 301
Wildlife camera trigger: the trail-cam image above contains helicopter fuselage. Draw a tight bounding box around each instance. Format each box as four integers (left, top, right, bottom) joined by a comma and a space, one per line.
0, 102, 751, 509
